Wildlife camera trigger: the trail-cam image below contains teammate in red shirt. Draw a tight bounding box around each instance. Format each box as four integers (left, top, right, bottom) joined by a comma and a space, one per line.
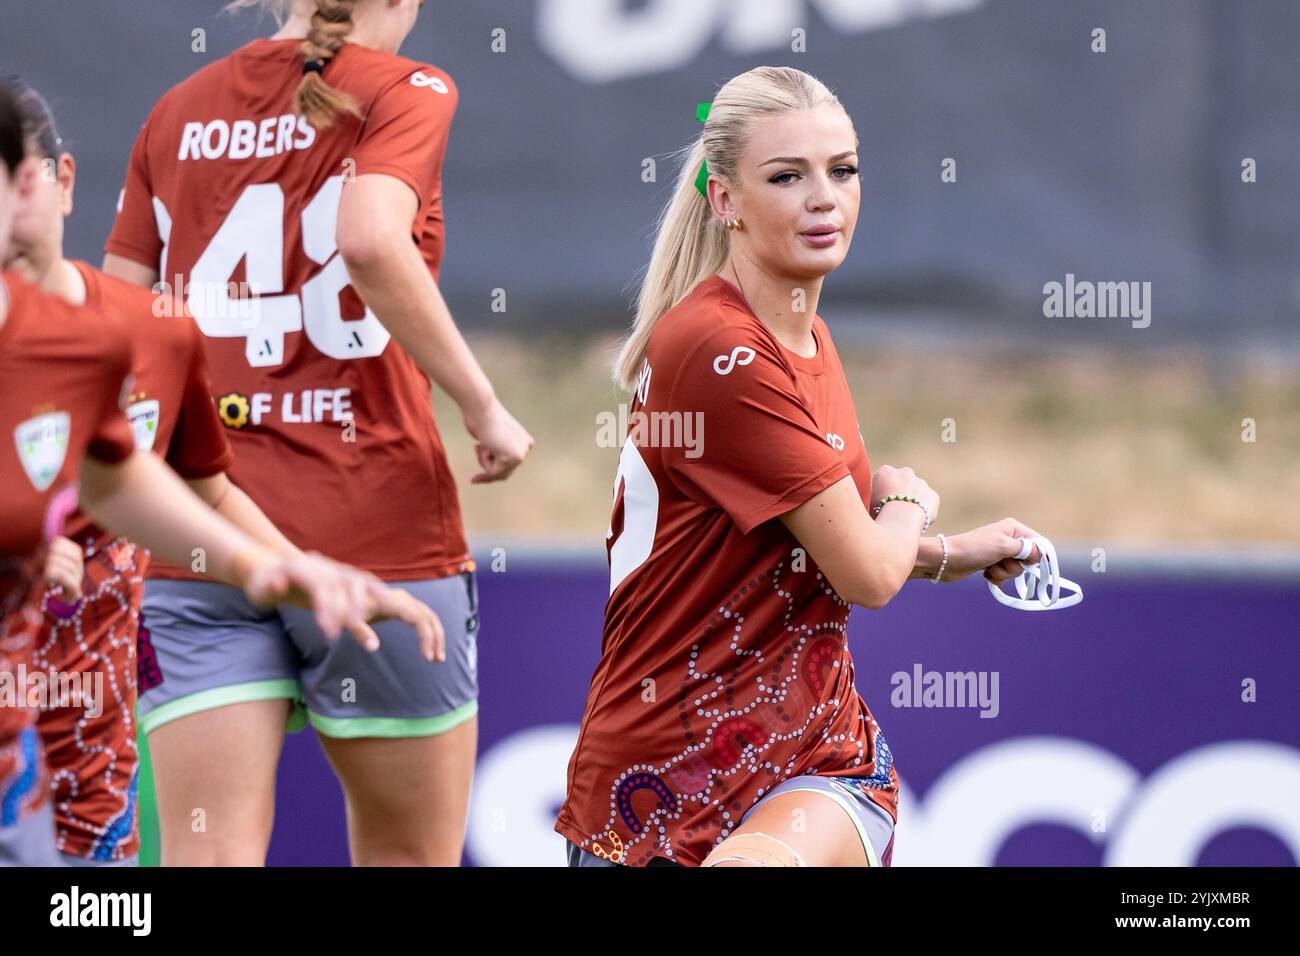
557, 67, 1044, 867
0, 82, 442, 866
0, 90, 132, 862
0, 276, 136, 867
3, 74, 326, 864
103, 0, 533, 865
6, 74, 445, 865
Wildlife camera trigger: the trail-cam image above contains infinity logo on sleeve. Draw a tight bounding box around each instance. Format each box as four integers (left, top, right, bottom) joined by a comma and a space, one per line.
713, 346, 756, 376
411, 71, 450, 94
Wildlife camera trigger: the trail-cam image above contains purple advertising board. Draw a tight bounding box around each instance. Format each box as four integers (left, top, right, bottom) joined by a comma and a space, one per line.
267, 555, 1299, 867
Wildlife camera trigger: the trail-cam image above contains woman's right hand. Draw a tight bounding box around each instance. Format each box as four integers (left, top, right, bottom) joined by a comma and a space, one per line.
869, 465, 940, 525
463, 396, 535, 484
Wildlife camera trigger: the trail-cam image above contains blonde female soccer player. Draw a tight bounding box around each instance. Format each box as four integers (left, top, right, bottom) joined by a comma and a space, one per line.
558, 66, 1044, 867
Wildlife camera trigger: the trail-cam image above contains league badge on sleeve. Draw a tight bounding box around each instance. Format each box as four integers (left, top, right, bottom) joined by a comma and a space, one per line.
14, 411, 71, 492
127, 399, 161, 452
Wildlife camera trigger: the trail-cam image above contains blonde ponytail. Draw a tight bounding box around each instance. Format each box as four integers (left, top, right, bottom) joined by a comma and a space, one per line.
612, 66, 847, 391
226, 0, 361, 131
613, 137, 729, 390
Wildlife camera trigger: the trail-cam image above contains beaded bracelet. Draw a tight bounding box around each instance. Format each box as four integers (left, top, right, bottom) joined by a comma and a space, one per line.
931, 532, 949, 583
872, 493, 933, 534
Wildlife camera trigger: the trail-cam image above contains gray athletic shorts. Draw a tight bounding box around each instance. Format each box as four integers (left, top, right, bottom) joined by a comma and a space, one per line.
0, 803, 63, 867
566, 774, 896, 867
63, 852, 136, 867
136, 572, 479, 739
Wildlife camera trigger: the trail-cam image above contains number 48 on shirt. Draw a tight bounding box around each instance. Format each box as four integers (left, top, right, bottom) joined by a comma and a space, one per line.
153, 175, 390, 367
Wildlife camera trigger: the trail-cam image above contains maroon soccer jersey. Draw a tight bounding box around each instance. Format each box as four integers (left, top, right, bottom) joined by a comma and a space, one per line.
0, 272, 135, 614
61, 259, 234, 548
556, 275, 900, 866
34, 261, 233, 860
0, 271, 136, 827
105, 39, 470, 580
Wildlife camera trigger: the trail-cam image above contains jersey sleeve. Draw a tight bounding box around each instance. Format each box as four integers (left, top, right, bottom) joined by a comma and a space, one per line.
663, 329, 850, 534
104, 115, 163, 269
163, 329, 234, 480
352, 66, 458, 207
87, 335, 139, 466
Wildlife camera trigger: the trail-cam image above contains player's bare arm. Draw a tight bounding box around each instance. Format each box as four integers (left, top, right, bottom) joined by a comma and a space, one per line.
336, 172, 534, 482
780, 469, 934, 609
78, 451, 441, 660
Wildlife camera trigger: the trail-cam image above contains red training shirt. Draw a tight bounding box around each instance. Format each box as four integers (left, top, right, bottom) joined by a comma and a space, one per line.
60, 260, 234, 551
105, 39, 469, 580
0, 271, 136, 618
0, 272, 137, 822
556, 275, 900, 866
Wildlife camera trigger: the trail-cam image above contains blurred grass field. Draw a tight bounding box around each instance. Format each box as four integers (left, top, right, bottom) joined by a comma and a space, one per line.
433, 333, 1300, 549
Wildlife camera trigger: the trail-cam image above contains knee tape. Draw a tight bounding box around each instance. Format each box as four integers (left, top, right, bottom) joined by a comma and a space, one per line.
701, 832, 808, 867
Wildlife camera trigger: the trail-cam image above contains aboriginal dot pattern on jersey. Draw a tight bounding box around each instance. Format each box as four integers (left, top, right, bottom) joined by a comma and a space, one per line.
582, 558, 893, 863
33, 538, 141, 860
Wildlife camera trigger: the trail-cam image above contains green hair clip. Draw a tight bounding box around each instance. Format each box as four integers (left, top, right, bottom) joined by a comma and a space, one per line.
694, 101, 711, 197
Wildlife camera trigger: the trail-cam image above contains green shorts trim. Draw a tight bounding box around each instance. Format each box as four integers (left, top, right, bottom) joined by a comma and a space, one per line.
307, 699, 478, 739
139, 679, 306, 737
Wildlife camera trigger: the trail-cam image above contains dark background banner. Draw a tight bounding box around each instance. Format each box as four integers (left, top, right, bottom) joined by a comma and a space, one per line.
5, 0, 1297, 344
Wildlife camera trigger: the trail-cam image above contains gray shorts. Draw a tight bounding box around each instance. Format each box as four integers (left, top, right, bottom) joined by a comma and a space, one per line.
63, 852, 137, 867
0, 803, 63, 867
566, 773, 896, 868
136, 572, 479, 739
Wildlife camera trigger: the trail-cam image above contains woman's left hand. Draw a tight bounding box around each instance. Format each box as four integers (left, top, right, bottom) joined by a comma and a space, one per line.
936, 518, 1044, 584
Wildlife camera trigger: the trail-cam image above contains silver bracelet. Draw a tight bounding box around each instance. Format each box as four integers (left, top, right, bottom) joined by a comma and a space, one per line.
931, 532, 949, 583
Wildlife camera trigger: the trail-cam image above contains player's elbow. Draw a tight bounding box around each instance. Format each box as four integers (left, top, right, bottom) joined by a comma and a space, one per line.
336, 210, 407, 276
185, 472, 229, 510
336, 227, 389, 274
856, 590, 889, 612
826, 565, 896, 611
855, 584, 895, 612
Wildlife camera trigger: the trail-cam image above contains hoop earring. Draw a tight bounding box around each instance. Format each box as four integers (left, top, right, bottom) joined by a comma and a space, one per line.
725, 217, 745, 232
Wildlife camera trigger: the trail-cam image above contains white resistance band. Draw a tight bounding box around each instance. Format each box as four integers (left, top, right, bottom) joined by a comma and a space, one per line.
987, 535, 1083, 611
